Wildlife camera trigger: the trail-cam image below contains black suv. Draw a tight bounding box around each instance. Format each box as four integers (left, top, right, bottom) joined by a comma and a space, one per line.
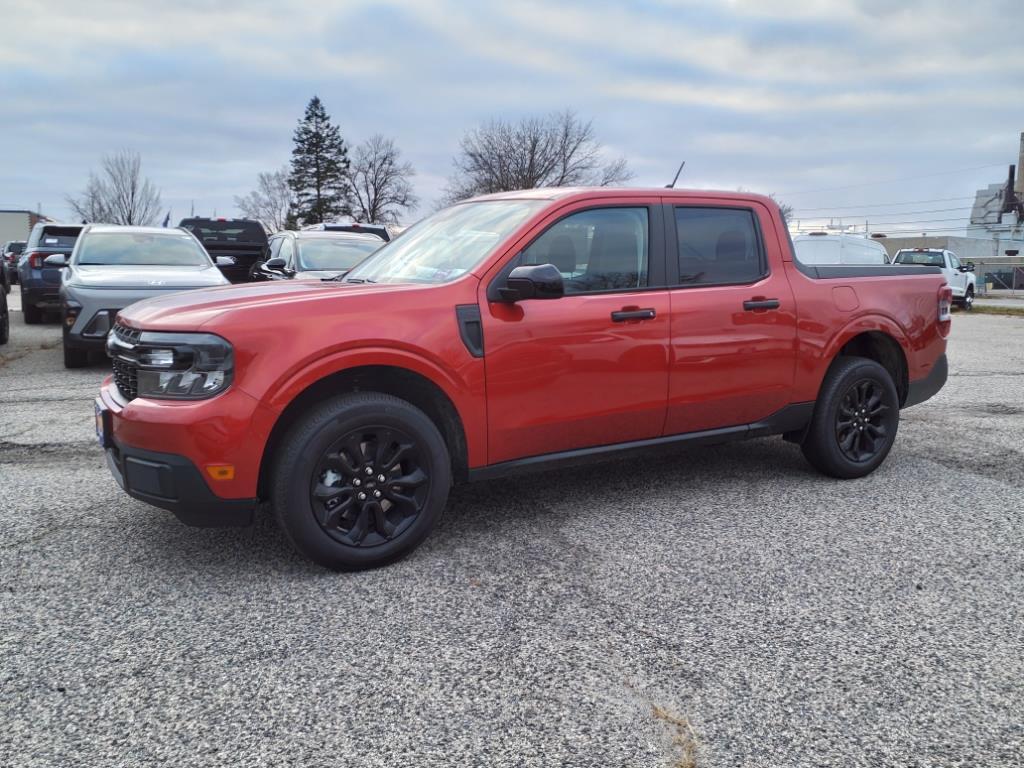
179, 218, 268, 283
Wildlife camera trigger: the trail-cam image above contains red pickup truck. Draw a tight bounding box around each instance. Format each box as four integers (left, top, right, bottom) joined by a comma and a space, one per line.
97, 188, 951, 570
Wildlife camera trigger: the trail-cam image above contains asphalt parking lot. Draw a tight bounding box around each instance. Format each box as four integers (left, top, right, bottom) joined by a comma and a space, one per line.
2, 299, 1022, 768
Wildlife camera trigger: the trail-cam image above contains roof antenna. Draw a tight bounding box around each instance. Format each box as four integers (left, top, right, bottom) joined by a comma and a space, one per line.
666, 161, 686, 189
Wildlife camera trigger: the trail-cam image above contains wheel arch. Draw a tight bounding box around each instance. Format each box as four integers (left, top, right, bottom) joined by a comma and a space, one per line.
826, 328, 910, 405
257, 364, 471, 500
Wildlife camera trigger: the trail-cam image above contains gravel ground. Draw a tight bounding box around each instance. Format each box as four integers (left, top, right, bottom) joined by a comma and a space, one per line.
1, 302, 1022, 767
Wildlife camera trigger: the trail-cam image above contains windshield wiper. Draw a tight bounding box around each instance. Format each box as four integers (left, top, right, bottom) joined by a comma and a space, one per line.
337, 276, 375, 283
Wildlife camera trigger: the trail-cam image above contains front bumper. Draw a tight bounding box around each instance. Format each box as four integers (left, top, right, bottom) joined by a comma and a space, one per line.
105, 438, 256, 526
98, 375, 279, 524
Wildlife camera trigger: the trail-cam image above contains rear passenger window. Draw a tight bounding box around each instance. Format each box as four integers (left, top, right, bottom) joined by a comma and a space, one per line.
674, 207, 763, 285
521, 207, 648, 294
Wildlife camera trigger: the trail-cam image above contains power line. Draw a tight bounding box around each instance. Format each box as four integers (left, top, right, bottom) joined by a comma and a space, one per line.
793, 196, 978, 212
798, 215, 971, 227
794, 205, 973, 218
781, 164, 1005, 197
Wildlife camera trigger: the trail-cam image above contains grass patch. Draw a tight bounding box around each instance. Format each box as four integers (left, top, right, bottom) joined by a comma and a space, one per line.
968, 305, 1024, 317
652, 705, 701, 768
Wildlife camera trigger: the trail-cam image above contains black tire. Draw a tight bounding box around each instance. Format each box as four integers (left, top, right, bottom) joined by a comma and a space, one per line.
801, 356, 900, 479
63, 341, 89, 368
21, 292, 42, 325
271, 392, 451, 571
0, 290, 9, 345
962, 286, 974, 311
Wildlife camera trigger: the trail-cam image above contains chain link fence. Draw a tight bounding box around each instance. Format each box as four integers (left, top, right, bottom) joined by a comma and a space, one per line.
971, 259, 1024, 296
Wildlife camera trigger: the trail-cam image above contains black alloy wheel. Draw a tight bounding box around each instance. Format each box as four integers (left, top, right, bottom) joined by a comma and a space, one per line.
835, 379, 890, 463
272, 392, 451, 570
801, 356, 900, 479
310, 426, 429, 547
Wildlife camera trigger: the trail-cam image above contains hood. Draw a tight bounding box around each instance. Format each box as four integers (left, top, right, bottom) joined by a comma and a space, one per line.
70, 264, 229, 289
117, 278, 437, 330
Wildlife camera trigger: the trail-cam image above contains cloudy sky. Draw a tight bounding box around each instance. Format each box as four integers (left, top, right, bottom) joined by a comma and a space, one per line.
2, 0, 1022, 232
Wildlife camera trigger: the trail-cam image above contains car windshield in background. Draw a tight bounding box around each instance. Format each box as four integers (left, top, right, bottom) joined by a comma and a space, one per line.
895, 251, 944, 266
180, 220, 266, 244
37, 228, 81, 249
297, 239, 380, 271
343, 200, 543, 285
77, 233, 211, 267
6, 242, 25, 255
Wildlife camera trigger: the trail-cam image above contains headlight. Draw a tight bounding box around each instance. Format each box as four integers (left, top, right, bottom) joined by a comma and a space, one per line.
132, 332, 234, 400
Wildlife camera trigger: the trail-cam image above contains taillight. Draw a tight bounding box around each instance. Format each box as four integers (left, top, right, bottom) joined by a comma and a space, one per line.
938, 285, 953, 324
28, 252, 46, 269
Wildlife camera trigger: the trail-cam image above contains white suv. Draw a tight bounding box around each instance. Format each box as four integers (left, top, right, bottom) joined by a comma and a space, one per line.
892, 248, 976, 310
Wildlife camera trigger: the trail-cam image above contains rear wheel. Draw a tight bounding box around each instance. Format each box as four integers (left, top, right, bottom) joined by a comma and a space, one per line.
271, 392, 451, 571
801, 356, 900, 479
0, 290, 9, 345
21, 291, 41, 325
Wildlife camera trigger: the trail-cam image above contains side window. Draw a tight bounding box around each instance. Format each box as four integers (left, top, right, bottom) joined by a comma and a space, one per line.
949, 253, 961, 270
674, 207, 764, 285
278, 238, 294, 266
521, 207, 649, 294
267, 237, 283, 260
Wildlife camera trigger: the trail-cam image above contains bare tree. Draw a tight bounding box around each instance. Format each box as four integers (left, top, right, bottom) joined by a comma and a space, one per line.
769, 194, 794, 223
444, 110, 633, 203
235, 168, 295, 232
348, 135, 418, 224
67, 150, 162, 225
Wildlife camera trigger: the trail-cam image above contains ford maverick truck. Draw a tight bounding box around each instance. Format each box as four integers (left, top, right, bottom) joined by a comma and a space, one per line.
97, 188, 951, 570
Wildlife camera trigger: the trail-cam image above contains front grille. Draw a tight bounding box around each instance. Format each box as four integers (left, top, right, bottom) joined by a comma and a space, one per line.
113, 323, 141, 345
111, 323, 140, 400
112, 357, 138, 401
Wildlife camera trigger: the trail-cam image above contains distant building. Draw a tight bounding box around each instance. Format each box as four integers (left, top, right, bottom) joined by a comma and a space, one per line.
0, 210, 51, 245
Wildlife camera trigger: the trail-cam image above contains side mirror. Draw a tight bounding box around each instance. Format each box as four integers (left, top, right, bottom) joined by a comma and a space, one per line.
499, 263, 564, 302
43, 254, 68, 267
966, 263, 975, 272
264, 257, 287, 271
215, 255, 237, 267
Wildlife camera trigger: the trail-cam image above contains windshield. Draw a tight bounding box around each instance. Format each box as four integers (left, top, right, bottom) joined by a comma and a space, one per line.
6, 242, 25, 255
180, 219, 267, 245
894, 250, 944, 266
343, 200, 543, 284
77, 232, 212, 267
297, 238, 381, 271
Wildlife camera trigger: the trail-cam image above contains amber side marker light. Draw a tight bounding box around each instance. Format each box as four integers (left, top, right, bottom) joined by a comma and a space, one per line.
206, 465, 235, 481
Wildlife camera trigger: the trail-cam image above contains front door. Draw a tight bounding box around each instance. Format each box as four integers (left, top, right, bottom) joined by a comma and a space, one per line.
663, 201, 797, 434
480, 203, 671, 465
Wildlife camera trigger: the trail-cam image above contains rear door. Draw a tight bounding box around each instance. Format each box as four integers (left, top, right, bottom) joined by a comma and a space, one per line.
664, 199, 797, 434
480, 199, 671, 464
947, 252, 968, 296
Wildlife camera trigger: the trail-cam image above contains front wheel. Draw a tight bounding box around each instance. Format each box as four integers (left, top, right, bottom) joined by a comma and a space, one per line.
21, 291, 42, 325
801, 356, 900, 479
961, 286, 974, 311
271, 392, 451, 571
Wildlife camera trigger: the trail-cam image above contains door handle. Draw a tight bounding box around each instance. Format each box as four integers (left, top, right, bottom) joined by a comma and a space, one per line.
743, 298, 780, 311
611, 308, 656, 322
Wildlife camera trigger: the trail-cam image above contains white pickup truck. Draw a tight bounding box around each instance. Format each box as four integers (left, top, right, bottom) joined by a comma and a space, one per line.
892, 248, 976, 310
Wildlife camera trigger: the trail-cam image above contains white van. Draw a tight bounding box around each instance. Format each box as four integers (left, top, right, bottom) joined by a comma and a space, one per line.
792, 232, 890, 266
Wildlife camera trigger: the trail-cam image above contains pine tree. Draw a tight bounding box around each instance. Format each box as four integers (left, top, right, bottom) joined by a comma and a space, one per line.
288, 96, 352, 225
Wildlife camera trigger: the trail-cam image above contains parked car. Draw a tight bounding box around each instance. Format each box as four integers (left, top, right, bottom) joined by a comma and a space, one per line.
302, 221, 390, 241
250, 231, 383, 282
18, 223, 83, 324
97, 188, 951, 571
3, 240, 25, 288
178, 217, 268, 284
0, 283, 8, 345
792, 232, 890, 266
892, 248, 976, 309
56, 225, 230, 368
